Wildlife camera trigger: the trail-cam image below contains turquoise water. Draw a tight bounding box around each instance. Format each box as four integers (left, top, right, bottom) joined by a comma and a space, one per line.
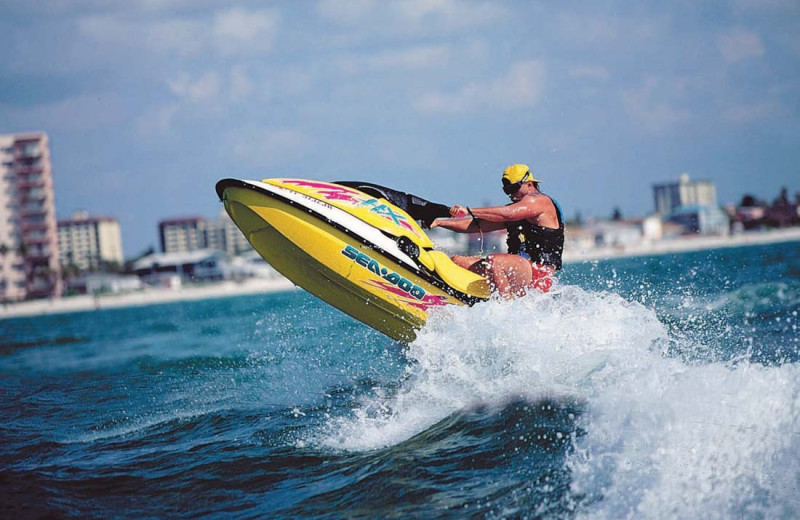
2, 241, 799, 519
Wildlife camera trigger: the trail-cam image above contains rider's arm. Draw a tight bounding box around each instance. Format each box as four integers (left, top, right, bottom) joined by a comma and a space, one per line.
431, 197, 540, 233
430, 216, 505, 233
455, 198, 541, 223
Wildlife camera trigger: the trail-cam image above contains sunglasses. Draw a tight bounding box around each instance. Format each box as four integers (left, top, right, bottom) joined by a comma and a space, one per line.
502, 171, 531, 195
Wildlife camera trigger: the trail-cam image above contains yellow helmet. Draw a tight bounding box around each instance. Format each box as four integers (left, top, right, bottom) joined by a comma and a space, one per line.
502, 163, 541, 184
501, 164, 541, 195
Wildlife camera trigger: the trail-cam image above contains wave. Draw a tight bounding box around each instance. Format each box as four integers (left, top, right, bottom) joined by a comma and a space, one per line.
0, 334, 89, 356
659, 279, 800, 318
315, 284, 800, 519
657, 280, 800, 365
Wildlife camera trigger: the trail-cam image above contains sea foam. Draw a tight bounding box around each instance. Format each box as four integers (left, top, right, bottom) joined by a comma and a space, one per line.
317, 284, 800, 518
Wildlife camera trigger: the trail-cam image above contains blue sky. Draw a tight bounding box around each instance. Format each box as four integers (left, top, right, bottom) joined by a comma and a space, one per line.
1, 0, 798, 256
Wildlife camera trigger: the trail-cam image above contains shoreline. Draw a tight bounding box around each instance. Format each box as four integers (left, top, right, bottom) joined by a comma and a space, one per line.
562, 227, 800, 263
2, 228, 798, 320
0, 278, 296, 320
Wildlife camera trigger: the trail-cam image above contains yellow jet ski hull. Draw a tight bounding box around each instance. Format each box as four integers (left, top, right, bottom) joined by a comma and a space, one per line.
216, 178, 490, 342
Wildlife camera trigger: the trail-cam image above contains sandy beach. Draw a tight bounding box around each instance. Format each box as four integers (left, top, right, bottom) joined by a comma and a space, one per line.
562, 227, 800, 262
3, 228, 798, 320
1, 278, 296, 320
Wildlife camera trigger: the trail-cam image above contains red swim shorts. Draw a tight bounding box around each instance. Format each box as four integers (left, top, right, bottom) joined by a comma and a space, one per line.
530, 263, 555, 293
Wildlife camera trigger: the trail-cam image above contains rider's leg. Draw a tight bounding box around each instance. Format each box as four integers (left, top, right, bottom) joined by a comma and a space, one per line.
482, 254, 534, 298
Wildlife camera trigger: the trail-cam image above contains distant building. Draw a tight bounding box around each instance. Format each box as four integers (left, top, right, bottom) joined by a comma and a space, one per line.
159, 216, 207, 254
132, 250, 224, 285
58, 211, 123, 271
218, 210, 253, 256
564, 226, 596, 253
427, 227, 469, 254
731, 204, 766, 230
653, 173, 717, 216
158, 212, 252, 255
221, 250, 282, 280
587, 221, 643, 248
0, 132, 61, 301
66, 273, 142, 295
638, 214, 664, 240
764, 188, 799, 228
653, 173, 728, 235
668, 205, 730, 236
426, 227, 506, 256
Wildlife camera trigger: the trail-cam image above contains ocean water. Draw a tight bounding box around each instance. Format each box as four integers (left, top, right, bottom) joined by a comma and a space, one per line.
1, 241, 799, 519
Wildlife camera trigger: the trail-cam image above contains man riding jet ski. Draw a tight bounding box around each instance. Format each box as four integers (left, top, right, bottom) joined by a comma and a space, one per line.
216, 164, 563, 341
430, 163, 565, 297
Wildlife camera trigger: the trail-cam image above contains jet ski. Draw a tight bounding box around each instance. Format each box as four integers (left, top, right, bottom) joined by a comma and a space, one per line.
215, 178, 491, 342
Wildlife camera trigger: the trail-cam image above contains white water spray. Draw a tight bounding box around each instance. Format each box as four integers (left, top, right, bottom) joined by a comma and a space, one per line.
318, 284, 800, 518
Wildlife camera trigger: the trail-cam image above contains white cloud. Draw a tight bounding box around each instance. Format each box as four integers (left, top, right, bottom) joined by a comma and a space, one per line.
336, 44, 452, 75
316, 0, 506, 32
555, 12, 659, 46
138, 67, 254, 135
315, 0, 377, 24
212, 7, 280, 56
50, 0, 226, 13
233, 128, 312, 168
79, 14, 205, 56
415, 60, 546, 114
136, 103, 179, 136
78, 7, 279, 58
716, 28, 764, 63
372, 44, 451, 69
167, 72, 221, 103
392, 0, 506, 30
622, 78, 690, 131
496, 61, 547, 107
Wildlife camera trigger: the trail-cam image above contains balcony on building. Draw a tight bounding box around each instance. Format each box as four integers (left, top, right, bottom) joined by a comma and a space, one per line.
20, 204, 47, 218
14, 142, 43, 160
17, 175, 46, 189
16, 164, 44, 176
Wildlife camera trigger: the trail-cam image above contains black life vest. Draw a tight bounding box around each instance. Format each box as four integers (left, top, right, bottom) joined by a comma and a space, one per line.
505, 195, 565, 270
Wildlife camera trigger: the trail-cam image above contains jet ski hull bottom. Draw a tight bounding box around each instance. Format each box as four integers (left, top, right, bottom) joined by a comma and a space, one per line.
222, 185, 465, 342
